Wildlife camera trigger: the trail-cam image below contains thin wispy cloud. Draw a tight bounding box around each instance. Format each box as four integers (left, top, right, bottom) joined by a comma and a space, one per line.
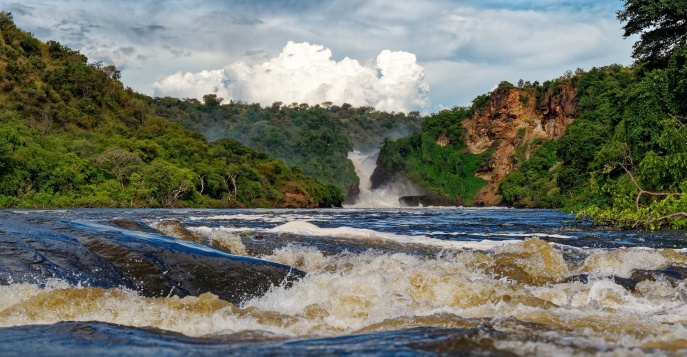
7, 0, 633, 111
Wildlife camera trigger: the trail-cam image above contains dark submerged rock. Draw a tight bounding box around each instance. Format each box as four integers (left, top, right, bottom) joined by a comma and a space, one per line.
0, 211, 304, 305
561, 274, 638, 291
111, 219, 159, 233
399, 192, 458, 207
154, 219, 204, 243
561, 266, 687, 293
240, 232, 442, 259
630, 266, 687, 288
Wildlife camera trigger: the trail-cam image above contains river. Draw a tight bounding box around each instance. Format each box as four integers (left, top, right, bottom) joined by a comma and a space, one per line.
1, 207, 686, 356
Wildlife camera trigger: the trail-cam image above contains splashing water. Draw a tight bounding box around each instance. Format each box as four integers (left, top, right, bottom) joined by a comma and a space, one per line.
1, 208, 687, 356
346, 150, 421, 207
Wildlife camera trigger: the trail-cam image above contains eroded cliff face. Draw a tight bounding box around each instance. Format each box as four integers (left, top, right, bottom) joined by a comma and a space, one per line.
462, 83, 577, 205
277, 182, 315, 208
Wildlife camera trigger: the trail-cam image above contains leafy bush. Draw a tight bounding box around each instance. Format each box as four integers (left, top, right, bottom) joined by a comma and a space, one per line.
0, 14, 342, 208
377, 107, 488, 204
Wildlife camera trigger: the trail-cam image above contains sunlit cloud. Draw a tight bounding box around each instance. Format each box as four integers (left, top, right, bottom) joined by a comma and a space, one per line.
8, 0, 633, 110
153, 42, 430, 112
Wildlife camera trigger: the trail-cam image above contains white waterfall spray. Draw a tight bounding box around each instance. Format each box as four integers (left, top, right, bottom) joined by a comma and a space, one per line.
345, 150, 422, 208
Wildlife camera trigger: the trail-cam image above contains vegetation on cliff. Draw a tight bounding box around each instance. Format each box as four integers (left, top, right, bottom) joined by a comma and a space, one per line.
0, 12, 342, 208
499, 65, 634, 209
376, 106, 489, 205
499, 1, 687, 229
378, 0, 687, 229
376, 76, 578, 206
154, 97, 421, 194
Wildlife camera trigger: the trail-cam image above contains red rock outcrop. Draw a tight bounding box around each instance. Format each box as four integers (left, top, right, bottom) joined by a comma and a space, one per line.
277, 182, 315, 208
462, 82, 577, 205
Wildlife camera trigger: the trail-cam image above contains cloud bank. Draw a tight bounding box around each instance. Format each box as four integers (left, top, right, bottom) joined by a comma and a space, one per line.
11, 0, 633, 110
152, 42, 429, 112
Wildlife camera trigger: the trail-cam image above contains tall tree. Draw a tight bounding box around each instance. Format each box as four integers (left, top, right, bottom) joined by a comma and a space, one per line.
618, 0, 687, 68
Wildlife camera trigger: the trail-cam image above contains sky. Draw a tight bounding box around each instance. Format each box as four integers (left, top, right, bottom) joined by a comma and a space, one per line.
5, 0, 635, 113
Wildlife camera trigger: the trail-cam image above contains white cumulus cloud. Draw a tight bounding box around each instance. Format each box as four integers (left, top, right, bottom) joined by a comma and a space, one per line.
152, 41, 430, 112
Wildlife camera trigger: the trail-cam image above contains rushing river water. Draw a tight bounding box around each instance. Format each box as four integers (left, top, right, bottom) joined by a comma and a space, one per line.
1, 208, 687, 356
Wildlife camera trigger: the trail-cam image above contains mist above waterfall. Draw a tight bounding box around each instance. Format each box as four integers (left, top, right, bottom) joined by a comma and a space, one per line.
346, 150, 422, 208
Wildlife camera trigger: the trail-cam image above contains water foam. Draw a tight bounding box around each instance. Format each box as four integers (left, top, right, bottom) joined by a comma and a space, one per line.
432, 231, 575, 239
267, 221, 519, 250
2, 240, 687, 351
190, 226, 248, 256
346, 150, 422, 208
581, 248, 675, 278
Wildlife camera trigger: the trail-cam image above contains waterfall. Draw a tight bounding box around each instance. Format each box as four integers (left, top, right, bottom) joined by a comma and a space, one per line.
345, 150, 422, 208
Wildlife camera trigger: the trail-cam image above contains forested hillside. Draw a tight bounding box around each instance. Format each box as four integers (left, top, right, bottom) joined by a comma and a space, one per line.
376, 106, 489, 205
0, 12, 342, 208
154, 97, 421, 194
377, 0, 687, 229
502, 0, 687, 229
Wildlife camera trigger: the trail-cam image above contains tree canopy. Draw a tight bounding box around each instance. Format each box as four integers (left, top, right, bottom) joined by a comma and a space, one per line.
154, 98, 422, 196
0, 12, 342, 208
618, 0, 687, 68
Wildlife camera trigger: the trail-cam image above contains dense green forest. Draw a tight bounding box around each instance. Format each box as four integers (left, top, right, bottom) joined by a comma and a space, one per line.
376, 106, 489, 205
499, 59, 687, 228
501, 0, 687, 229
2, 0, 685, 228
153, 96, 421, 194
379, 0, 687, 229
0, 12, 342, 208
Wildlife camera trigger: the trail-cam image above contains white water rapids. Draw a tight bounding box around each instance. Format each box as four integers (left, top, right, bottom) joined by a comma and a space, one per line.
346, 150, 421, 208
2, 208, 687, 355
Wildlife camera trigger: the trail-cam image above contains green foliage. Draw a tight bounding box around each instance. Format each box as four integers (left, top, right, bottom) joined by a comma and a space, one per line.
556, 120, 608, 193
421, 106, 472, 145
377, 107, 488, 204
0, 14, 342, 208
499, 141, 563, 208
666, 46, 687, 114
575, 64, 635, 126
471, 93, 491, 113
617, 0, 687, 69
155, 97, 422, 194
493, 43, 687, 229
496, 81, 515, 90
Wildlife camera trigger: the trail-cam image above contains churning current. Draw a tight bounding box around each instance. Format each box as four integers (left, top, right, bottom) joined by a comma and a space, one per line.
1, 208, 687, 356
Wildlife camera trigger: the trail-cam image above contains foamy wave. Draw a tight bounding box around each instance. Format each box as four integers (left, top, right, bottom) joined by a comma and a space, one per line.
580, 248, 685, 278
189, 226, 248, 256
2, 241, 687, 350
188, 213, 333, 224
191, 226, 252, 234
250, 242, 687, 344
431, 231, 575, 239
267, 221, 518, 250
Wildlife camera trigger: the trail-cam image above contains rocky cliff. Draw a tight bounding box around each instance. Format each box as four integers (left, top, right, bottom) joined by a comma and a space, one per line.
462, 82, 577, 204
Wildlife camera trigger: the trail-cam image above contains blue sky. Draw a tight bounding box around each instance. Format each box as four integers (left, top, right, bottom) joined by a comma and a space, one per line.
5, 0, 634, 112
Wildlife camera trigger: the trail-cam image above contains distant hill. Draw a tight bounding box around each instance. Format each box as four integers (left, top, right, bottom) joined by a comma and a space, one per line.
375, 0, 687, 229
154, 97, 422, 198
0, 11, 342, 208
377, 61, 687, 228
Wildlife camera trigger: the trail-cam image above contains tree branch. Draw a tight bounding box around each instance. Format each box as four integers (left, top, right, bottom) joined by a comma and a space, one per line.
632, 212, 687, 229
618, 162, 681, 211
